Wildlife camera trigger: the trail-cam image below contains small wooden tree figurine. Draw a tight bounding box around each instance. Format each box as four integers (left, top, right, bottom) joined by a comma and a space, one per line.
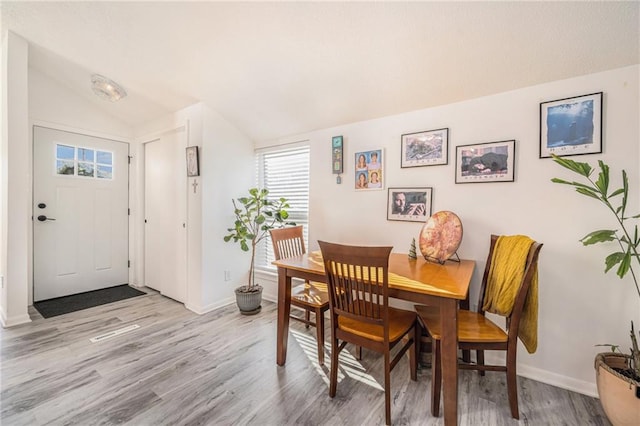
408, 238, 417, 260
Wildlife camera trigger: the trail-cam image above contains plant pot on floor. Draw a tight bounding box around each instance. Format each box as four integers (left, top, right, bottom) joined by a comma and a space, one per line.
235, 285, 263, 315
595, 352, 640, 426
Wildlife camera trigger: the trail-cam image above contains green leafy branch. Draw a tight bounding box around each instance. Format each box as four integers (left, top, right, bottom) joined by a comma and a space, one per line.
551, 154, 640, 299
223, 188, 294, 291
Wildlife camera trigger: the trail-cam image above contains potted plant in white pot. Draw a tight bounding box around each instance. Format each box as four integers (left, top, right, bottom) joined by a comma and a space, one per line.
223, 188, 294, 315
551, 154, 639, 425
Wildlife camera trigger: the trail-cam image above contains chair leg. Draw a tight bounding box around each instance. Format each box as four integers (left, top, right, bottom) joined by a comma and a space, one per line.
431, 339, 442, 417
356, 345, 362, 360
305, 309, 311, 329
384, 350, 391, 425
410, 325, 418, 381
506, 349, 520, 419
477, 349, 485, 376
329, 334, 339, 398
315, 308, 325, 365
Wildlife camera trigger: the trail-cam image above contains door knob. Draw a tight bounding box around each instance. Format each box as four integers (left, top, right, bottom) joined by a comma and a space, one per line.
37, 215, 56, 222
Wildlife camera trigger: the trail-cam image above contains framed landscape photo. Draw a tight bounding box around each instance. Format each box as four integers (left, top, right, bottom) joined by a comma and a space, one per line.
387, 187, 432, 222
539, 92, 603, 158
401, 128, 448, 167
455, 140, 515, 184
355, 149, 384, 191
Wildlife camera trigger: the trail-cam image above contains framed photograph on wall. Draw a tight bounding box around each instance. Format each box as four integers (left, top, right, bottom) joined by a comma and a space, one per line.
355, 149, 383, 191
387, 187, 432, 222
455, 140, 515, 184
539, 92, 603, 158
186, 146, 199, 177
332, 135, 343, 174
401, 128, 448, 167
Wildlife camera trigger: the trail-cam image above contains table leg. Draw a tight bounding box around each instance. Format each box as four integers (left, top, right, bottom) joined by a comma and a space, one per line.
440, 299, 458, 425
276, 267, 292, 366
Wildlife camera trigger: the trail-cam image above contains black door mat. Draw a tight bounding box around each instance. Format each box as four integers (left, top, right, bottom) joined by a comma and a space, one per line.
34, 284, 147, 318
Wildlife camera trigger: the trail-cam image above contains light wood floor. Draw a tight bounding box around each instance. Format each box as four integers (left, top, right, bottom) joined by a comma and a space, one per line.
1, 289, 609, 425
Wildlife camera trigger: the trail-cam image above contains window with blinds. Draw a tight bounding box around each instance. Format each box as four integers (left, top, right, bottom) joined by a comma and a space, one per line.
255, 143, 310, 269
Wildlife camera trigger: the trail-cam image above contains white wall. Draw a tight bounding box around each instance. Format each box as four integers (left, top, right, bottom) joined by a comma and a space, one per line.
134, 102, 254, 314
200, 105, 254, 310
256, 65, 640, 396
0, 31, 31, 327
29, 69, 133, 140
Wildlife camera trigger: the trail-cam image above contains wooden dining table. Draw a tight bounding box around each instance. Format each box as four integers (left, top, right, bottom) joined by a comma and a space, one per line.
273, 251, 475, 426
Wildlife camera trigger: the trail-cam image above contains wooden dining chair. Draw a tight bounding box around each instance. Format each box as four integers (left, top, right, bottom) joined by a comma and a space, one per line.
416, 234, 542, 419
270, 226, 329, 365
318, 241, 418, 426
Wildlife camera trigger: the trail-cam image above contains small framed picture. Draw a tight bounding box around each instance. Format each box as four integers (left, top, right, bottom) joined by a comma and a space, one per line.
401, 128, 448, 167
355, 149, 383, 191
332, 136, 343, 174
186, 146, 199, 177
539, 92, 603, 158
387, 187, 432, 222
455, 140, 515, 184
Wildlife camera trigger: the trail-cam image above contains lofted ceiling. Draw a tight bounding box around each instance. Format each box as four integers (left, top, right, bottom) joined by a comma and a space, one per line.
2, 1, 638, 142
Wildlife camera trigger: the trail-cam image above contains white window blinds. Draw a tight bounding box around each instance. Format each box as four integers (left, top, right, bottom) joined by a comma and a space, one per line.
255, 144, 310, 269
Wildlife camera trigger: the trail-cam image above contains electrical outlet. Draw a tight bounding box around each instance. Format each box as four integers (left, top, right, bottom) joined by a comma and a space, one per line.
224, 270, 231, 281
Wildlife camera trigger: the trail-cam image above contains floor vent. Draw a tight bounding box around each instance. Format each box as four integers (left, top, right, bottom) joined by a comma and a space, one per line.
90, 324, 140, 343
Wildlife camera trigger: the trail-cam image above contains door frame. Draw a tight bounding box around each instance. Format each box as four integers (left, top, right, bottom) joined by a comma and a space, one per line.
138, 124, 188, 303
29, 121, 133, 305
138, 127, 189, 306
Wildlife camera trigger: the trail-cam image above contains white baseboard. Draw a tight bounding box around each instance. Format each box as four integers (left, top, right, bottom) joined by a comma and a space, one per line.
185, 296, 235, 315
517, 362, 598, 398
482, 353, 598, 398
263, 291, 277, 303
0, 307, 32, 328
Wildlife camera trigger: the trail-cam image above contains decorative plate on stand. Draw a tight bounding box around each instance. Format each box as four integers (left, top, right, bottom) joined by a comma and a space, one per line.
419, 211, 463, 263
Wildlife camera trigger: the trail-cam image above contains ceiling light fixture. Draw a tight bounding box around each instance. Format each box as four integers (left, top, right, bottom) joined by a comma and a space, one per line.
91, 74, 127, 102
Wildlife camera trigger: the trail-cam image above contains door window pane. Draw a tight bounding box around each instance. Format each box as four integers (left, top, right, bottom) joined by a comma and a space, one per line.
57, 160, 75, 175
57, 144, 75, 160
97, 165, 113, 179
97, 151, 113, 166
78, 148, 94, 162
78, 162, 95, 177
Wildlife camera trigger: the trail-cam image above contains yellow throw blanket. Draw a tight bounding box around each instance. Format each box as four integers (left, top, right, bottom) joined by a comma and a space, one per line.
482, 235, 538, 354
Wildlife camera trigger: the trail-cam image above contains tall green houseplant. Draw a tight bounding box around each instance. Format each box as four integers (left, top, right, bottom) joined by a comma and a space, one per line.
551, 154, 639, 379
223, 188, 293, 292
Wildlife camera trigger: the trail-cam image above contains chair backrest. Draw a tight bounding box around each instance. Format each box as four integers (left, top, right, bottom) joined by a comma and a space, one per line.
318, 240, 393, 333
270, 226, 306, 261
477, 234, 543, 342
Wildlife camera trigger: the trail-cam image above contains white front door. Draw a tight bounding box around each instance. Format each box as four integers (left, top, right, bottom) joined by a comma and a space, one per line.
33, 126, 130, 301
143, 130, 187, 303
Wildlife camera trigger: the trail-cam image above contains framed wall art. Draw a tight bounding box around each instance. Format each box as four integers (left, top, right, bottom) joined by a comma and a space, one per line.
455, 140, 515, 184
401, 128, 448, 167
387, 187, 432, 222
186, 146, 199, 177
355, 149, 383, 190
332, 135, 343, 174
539, 92, 602, 158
